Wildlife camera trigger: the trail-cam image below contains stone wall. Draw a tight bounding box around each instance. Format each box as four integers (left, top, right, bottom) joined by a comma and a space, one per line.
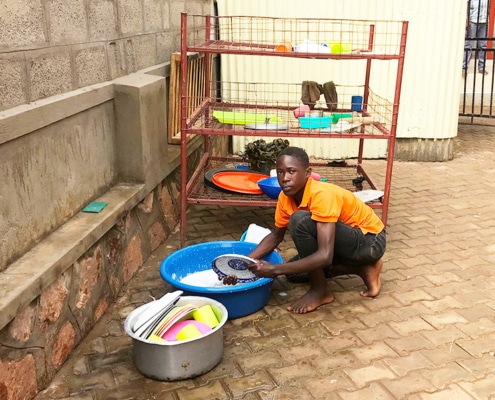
0, 0, 212, 112
0, 174, 181, 399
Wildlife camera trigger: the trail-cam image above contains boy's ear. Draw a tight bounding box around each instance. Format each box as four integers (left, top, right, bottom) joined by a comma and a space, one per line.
306, 167, 312, 178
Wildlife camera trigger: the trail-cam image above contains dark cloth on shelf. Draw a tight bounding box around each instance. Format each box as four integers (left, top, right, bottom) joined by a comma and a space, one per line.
322, 81, 338, 111
301, 81, 323, 109
301, 80, 338, 110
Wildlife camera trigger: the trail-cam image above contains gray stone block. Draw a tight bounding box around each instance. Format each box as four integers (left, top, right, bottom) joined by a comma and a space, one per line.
134, 35, 157, 70
28, 49, 73, 101
74, 45, 109, 87
185, 0, 203, 15
88, 0, 118, 40
0, 55, 28, 111
124, 39, 137, 73
113, 73, 168, 184
144, 0, 163, 32
118, 0, 144, 35
0, 2, 46, 48
107, 40, 127, 80
47, 0, 88, 44
162, 2, 170, 30
156, 33, 174, 64
169, 0, 185, 30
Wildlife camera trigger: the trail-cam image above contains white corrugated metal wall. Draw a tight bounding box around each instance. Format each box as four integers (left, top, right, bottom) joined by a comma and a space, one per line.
215, 0, 466, 159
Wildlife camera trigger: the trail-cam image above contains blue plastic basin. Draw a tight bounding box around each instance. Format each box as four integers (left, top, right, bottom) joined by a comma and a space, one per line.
257, 176, 282, 199
160, 241, 283, 318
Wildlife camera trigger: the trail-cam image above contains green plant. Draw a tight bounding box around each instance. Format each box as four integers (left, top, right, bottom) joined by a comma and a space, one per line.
240, 138, 290, 172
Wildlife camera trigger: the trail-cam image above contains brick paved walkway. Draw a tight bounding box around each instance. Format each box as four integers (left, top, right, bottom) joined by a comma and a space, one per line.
36, 124, 495, 400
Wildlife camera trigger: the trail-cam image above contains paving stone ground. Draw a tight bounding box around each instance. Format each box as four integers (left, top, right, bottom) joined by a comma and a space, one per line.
35, 124, 495, 400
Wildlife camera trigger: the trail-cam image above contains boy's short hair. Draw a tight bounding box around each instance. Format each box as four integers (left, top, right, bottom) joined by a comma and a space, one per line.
278, 146, 310, 168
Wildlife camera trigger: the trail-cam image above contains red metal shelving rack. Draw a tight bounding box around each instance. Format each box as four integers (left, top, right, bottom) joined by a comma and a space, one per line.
179, 13, 408, 247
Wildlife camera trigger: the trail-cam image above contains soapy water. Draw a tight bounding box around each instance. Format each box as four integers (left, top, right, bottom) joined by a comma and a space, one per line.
179, 269, 235, 287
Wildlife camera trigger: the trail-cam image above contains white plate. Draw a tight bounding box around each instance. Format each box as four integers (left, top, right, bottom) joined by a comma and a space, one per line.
244, 123, 288, 130
353, 190, 384, 203
320, 122, 362, 133
131, 290, 183, 335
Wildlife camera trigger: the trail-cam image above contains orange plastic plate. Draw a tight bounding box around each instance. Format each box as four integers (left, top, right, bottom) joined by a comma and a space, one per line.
211, 171, 268, 194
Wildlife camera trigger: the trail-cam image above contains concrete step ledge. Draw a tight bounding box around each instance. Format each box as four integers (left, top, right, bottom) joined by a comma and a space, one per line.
0, 183, 146, 331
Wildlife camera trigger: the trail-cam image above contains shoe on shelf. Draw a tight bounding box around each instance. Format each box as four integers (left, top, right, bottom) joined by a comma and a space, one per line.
478, 69, 488, 75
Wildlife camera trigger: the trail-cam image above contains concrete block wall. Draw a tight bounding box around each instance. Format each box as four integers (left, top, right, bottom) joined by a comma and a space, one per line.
0, 0, 212, 112
0, 89, 117, 272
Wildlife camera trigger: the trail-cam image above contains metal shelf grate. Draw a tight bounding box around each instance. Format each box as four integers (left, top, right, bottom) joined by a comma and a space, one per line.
186, 156, 381, 208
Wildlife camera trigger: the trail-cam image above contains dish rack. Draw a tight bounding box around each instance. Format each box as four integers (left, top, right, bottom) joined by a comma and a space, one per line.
178, 13, 408, 246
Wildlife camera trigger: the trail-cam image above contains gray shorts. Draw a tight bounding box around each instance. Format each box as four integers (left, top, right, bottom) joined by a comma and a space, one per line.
288, 210, 386, 267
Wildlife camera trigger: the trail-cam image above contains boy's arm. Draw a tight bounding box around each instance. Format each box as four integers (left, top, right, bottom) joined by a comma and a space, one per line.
248, 226, 286, 260
274, 221, 335, 275
247, 221, 336, 278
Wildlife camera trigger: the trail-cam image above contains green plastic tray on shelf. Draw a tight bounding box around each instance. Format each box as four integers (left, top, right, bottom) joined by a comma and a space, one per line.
213, 111, 282, 125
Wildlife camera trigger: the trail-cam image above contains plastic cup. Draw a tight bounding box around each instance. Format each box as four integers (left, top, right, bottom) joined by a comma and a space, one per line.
275, 41, 292, 52
210, 304, 223, 323
311, 172, 321, 181
328, 42, 352, 54
163, 320, 212, 341
192, 305, 219, 328
293, 105, 310, 118
351, 96, 363, 112
331, 113, 353, 123
176, 323, 202, 341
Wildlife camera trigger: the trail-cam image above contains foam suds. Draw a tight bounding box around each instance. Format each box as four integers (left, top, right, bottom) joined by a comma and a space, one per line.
180, 269, 251, 287
180, 270, 225, 287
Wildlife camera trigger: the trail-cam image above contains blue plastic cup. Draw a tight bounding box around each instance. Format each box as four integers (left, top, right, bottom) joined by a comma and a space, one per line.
351, 95, 363, 112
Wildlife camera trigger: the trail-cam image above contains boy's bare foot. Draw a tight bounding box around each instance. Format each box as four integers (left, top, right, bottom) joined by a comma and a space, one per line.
287, 287, 334, 314
358, 258, 383, 297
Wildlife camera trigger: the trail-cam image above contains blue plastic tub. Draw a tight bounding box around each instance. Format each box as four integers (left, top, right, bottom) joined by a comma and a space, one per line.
160, 241, 283, 318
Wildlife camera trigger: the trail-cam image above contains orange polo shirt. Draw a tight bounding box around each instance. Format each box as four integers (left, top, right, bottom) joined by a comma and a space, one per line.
274, 178, 384, 235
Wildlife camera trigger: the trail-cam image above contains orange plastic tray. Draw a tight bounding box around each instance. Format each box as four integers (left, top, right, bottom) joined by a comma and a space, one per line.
211, 171, 268, 194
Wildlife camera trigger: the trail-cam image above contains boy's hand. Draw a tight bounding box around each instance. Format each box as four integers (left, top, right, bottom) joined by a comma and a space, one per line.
247, 260, 277, 278
221, 275, 238, 285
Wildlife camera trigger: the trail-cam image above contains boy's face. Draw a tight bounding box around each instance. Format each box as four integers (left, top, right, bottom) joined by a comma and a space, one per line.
276, 155, 311, 200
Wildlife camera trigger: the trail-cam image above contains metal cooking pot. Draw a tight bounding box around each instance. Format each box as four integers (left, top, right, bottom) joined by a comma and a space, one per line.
124, 296, 228, 381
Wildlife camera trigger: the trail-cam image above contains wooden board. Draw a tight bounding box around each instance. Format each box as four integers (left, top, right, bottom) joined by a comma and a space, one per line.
167, 52, 208, 145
